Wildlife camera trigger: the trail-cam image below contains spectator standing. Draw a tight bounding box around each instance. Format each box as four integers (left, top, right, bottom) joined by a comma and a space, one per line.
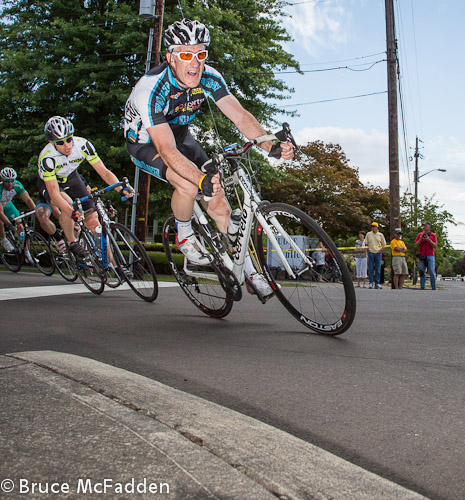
313, 240, 326, 282
390, 228, 408, 289
366, 222, 386, 289
354, 231, 368, 287
415, 221, 438, 290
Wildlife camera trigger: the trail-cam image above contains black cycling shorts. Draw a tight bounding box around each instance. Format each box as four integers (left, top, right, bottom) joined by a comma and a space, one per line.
126, 130, 209, 182
37, 170, 95, 212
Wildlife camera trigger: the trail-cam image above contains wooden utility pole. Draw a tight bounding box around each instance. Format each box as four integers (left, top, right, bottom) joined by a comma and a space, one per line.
135, 0, 165, 242
385, 0, 400, 240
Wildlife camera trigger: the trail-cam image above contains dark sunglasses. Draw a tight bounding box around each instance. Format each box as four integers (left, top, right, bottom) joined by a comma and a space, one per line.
53, 136, 73, 146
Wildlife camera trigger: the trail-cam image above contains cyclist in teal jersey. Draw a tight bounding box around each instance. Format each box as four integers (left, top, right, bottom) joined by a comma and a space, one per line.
124, 19, 294, 296
0, 167, 36, 261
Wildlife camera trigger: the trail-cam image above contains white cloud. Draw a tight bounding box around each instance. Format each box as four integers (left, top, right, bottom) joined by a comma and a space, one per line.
283, 2, 349, 56
295, 125, 388, 186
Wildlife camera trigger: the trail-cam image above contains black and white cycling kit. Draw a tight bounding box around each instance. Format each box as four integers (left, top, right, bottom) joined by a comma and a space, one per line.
124, 61, 230, 181
36, 137, 100, 211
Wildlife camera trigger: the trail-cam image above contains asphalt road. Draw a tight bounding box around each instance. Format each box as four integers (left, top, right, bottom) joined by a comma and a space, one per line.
1, 270, 464, 500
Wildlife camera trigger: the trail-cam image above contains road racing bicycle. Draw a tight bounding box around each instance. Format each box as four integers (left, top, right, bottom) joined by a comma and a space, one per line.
0, 210, 55, 275
163, 124, 356, 335
71, 179, 158, 301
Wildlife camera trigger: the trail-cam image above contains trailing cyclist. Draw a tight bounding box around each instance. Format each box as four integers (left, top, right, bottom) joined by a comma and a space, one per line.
124, 18, 294, 297
37, 116, 134, 258
0, 167, 37, 263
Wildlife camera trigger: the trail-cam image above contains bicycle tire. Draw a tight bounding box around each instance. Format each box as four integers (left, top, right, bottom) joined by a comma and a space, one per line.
48, 235, 78, 282
0, 233, 21, 272
76, 228, 105, 294
108, 222, 158, 302
254, 202, 356, 335
162, 215, 233, 318
104, 263, 123, 289
28, 231, 55, 276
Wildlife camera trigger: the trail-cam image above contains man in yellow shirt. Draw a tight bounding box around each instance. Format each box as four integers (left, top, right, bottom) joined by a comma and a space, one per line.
365, 222, 386, 289
390, 228, 408, 289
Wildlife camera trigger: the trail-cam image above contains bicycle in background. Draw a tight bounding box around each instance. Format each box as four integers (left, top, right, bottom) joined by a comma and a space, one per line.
163, 123, 356, 335
0, 210, 54, 276
71, 179, 158, 302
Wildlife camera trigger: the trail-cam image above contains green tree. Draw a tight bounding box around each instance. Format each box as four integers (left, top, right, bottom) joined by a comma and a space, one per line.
399, 192, 457, 271
261, 140, 390, 239
0, 0, 299, 220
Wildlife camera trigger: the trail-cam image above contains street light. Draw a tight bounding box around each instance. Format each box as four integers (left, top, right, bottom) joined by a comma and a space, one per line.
414, 168, 447, 227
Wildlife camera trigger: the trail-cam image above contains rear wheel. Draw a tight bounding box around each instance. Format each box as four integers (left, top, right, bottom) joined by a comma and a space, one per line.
108, 222, 158, 302
28, 231, 55, 276
76, 229, 105, 294
254, 202, 356, 335
0, 233, 21, 272
162, 215, 233, 318
49, 235, 78, 282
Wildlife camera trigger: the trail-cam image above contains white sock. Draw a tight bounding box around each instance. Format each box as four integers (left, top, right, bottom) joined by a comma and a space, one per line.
175, 219, 193, 241
244, 253, 256, 277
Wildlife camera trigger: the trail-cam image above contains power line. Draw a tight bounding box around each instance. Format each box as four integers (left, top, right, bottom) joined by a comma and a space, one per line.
299, 51, 386, 66
279, 90, 387, 108
276, 59, 385, 74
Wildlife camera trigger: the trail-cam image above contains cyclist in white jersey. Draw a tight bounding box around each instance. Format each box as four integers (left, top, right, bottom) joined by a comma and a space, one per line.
37, 116, 134, 257
124, 19, 294, 296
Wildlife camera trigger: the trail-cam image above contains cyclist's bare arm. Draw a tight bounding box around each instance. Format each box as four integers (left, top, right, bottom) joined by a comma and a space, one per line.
20, 191, 36, 212
92, 160, 134, 197
147, 122, 221, 194
0, 205, 10, 226
216, 95, 294, 160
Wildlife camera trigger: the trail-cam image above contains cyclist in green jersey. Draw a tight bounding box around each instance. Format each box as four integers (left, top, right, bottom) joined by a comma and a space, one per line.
0, 167, 36, 262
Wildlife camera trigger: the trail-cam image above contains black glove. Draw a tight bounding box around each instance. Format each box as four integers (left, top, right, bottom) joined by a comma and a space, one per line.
268, 143, 283, 159
199, 173, 215, 197
201, 157, 218, 175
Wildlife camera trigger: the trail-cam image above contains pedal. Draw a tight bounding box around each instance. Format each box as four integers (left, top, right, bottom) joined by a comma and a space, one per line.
244, 274, 275, 305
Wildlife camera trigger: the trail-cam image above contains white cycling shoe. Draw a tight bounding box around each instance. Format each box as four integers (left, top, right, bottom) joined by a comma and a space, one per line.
1, 238, 15, 252
245, 271, 274, 298
176, 234, 213, 266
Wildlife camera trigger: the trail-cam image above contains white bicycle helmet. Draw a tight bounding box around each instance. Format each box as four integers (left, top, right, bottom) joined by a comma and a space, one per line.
163, 18, 210, 48
0, 167, 17, 181
44, 116, 75, 141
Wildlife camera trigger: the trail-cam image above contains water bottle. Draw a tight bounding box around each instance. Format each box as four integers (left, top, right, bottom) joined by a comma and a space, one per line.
19, 231, 25, 243
95, 226, 102, 256
227, 208, 242, 247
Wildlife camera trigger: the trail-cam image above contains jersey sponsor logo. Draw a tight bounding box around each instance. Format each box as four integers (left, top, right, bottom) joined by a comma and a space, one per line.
41, 157, 56, 172
169, 91, 183, 100
202, 77, 221, 92
174, 98, 204, 114
190, 87, 203, 95
81, 141, 96, 157
124, 101, 139, 122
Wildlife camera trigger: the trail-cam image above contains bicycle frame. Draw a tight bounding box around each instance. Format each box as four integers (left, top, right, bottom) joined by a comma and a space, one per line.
189, 148, 314, 288
12, 210, 37, 255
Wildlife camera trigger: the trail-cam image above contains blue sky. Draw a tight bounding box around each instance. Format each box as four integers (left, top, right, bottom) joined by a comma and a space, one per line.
272, 0, 465, 249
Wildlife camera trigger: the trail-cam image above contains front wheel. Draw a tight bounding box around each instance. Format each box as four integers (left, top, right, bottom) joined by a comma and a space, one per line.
0, 233, 21, 272
254, 202, 356, 335
48, 235, 78, 282
162, 215, 233, 318
28, 231, 55, 276
108, 222, 158, 302
76, 228, 105, 294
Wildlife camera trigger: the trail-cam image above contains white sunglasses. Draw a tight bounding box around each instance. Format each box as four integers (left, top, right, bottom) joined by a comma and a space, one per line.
170, 50, 208, 62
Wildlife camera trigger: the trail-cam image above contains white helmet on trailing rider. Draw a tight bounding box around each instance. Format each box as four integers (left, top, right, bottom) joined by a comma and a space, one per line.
44, 116, 75, 141
0, 167, 17, 181
163, 18, 210, 48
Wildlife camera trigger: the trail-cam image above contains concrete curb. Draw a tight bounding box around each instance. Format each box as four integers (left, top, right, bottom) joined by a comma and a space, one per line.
7, 351, 427, 499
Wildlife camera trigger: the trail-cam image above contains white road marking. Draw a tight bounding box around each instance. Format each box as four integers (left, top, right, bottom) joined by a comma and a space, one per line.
0, 282, 178, 301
